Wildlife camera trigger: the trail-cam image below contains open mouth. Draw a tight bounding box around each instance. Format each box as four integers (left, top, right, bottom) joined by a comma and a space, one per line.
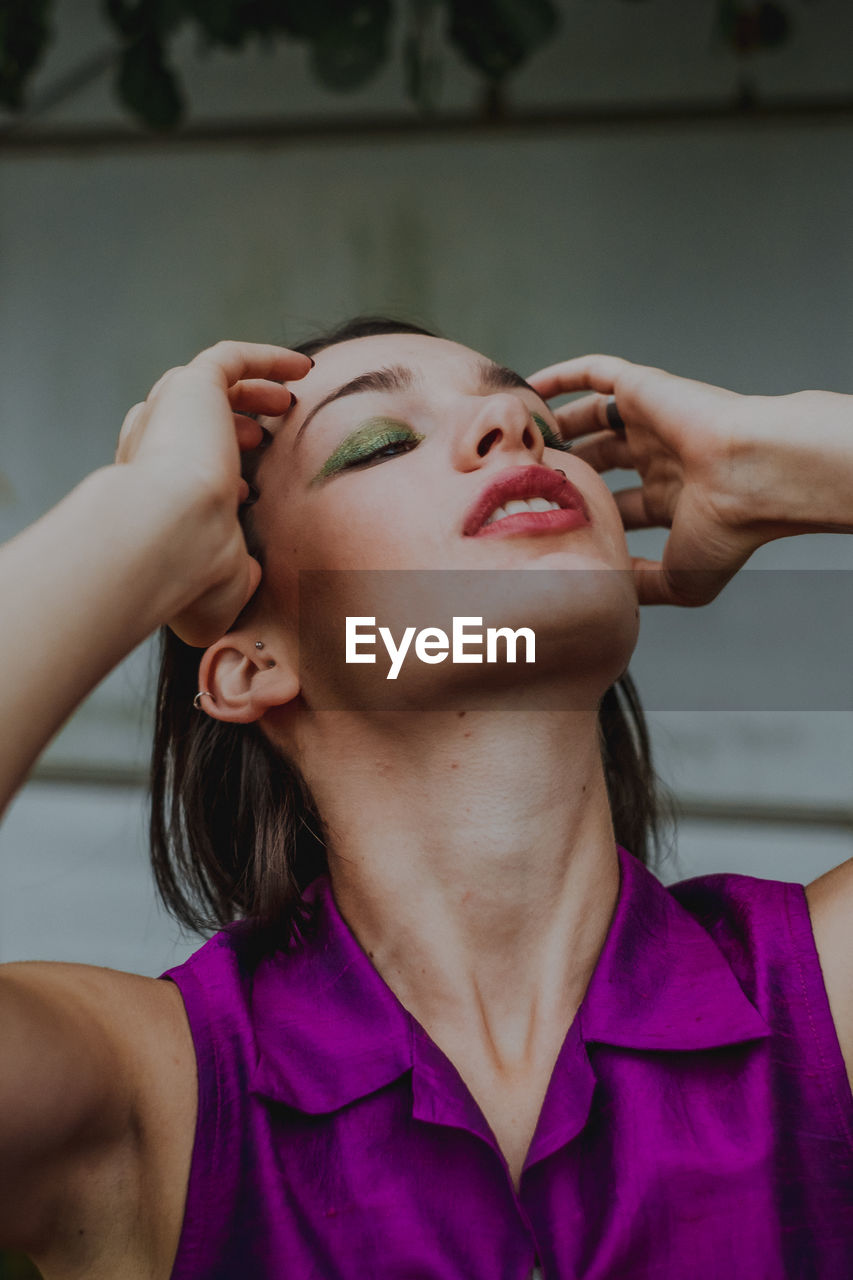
463, 465, 590, 538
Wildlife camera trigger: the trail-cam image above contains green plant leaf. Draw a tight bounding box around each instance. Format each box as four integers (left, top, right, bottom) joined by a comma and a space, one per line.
104, 0, 187, 42
756, 2, 791, 47
404, 30, 440, 111
446, 0, 559, 81
310, 28, 387, 91
0, 0, 53, 111
284, 0, 377, 42
403, 0, 444, 112
307, 0, 392, 92
116, 32, 184, 128
182, 0, 249, 47
715, 1, 792, 54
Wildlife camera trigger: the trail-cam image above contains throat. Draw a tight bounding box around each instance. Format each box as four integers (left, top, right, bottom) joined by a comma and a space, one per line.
421, 1013, 575, 1194
460, 1057, 557, 1192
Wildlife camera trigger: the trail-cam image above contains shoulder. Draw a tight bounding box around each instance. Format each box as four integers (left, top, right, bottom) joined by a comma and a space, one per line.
665, 859, 853, 1103
804, 858, 853, 1091
0, 960, 196, 1274
0, 958, 195, 1092
0, 958, 192, 1117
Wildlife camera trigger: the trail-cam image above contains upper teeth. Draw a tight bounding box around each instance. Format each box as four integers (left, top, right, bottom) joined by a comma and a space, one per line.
483, 497, 562, 527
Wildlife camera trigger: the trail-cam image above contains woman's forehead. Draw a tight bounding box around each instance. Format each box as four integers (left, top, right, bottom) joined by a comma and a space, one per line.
256, 332, 543, 462
288, 333, 483, 400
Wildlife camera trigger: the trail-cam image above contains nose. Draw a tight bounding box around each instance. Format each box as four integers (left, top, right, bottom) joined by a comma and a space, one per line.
454, 393, 541, 469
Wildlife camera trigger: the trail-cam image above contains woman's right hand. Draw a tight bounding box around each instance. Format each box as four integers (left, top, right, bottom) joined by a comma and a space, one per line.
115, 340, 311, 647
528, 353, 853, 607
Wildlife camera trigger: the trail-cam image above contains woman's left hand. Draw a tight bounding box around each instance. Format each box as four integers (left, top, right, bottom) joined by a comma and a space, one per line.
528, 354, 853, 607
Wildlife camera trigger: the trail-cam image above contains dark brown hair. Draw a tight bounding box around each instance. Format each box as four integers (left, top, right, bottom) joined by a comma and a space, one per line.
150, 316, 675, 944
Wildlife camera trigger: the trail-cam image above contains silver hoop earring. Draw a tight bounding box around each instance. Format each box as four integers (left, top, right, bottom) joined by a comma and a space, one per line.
193, 690, 215, 710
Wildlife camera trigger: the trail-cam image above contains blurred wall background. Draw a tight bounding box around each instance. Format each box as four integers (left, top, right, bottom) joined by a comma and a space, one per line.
1, 0, 852, 980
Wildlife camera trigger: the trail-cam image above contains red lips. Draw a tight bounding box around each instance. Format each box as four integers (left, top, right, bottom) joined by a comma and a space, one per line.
462, 465, 589, 537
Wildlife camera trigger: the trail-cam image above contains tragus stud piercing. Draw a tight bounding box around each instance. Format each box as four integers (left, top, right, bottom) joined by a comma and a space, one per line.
255, 641, 275, 667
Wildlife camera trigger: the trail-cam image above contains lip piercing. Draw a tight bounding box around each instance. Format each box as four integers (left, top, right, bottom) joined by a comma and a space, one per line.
193, 691, 215, 709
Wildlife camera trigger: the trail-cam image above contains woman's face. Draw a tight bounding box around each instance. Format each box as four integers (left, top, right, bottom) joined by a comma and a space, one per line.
252, 333, 638, 706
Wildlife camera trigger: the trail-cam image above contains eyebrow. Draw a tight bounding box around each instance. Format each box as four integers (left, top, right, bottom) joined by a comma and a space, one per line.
293, 366, 415, 445
291, 358, 550, 446
477, 360, 548, 406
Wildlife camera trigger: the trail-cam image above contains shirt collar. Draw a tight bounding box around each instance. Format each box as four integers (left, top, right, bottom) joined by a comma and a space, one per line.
248, 845, 771, 1115
579, 844, 772, 1051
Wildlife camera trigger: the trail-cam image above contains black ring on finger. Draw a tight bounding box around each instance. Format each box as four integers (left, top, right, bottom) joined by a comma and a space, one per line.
606, 397, 627, 434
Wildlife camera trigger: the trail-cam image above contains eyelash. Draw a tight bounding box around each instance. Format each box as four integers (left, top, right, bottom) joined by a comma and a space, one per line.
532, 413, 573, 453
339, 412, 569, 471
343, 434, 420, 468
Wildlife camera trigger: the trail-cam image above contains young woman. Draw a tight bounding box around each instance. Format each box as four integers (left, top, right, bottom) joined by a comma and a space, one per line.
1, 318, 851, 1279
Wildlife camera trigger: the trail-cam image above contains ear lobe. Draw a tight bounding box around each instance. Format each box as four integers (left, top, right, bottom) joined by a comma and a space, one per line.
198, 636, 299, 724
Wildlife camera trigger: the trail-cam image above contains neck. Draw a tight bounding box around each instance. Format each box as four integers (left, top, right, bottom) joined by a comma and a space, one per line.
298, 706, 621, 1076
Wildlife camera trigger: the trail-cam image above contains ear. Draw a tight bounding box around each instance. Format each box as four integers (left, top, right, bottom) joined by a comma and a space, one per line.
197, 632, 299, 724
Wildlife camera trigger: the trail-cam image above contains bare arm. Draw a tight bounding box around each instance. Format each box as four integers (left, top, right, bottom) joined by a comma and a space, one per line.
805, 861, 853, 1094
1, 340, 309, 816
0, 340, 311, 1259
0, 963, 139, 1253
529, 352, 853, 1086
0, 463, 220, 813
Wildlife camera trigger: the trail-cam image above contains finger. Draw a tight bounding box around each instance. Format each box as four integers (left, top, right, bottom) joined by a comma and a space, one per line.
116, 401, 147, 461
632, 559, 707, 607
550, 393, 610, 439
527, 354, 634, 401
631, 560, 672, 607
191, 340, 313, 387
168, 555, 264, 649
120, 401, 146, 434
611, 486, 657, 531
233, 413, 266, 450
569, 430, 636, 474
229, 379, 295, 416
146, 366, 185, 402
632, 558, 730, 608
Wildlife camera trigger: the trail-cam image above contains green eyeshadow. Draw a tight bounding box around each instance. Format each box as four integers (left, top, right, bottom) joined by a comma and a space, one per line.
309, 418, 424, 486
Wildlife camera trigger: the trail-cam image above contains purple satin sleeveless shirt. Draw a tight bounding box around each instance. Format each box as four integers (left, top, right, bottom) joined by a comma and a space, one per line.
160, 845, 853, 1278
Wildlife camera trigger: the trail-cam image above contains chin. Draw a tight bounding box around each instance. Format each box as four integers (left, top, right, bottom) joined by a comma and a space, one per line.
296, 563, 638, 714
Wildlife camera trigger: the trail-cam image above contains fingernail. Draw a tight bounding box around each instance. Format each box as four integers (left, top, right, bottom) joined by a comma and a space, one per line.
307, 356, 316, 368
606, 398, 626, 434
289, 392, 298, 407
